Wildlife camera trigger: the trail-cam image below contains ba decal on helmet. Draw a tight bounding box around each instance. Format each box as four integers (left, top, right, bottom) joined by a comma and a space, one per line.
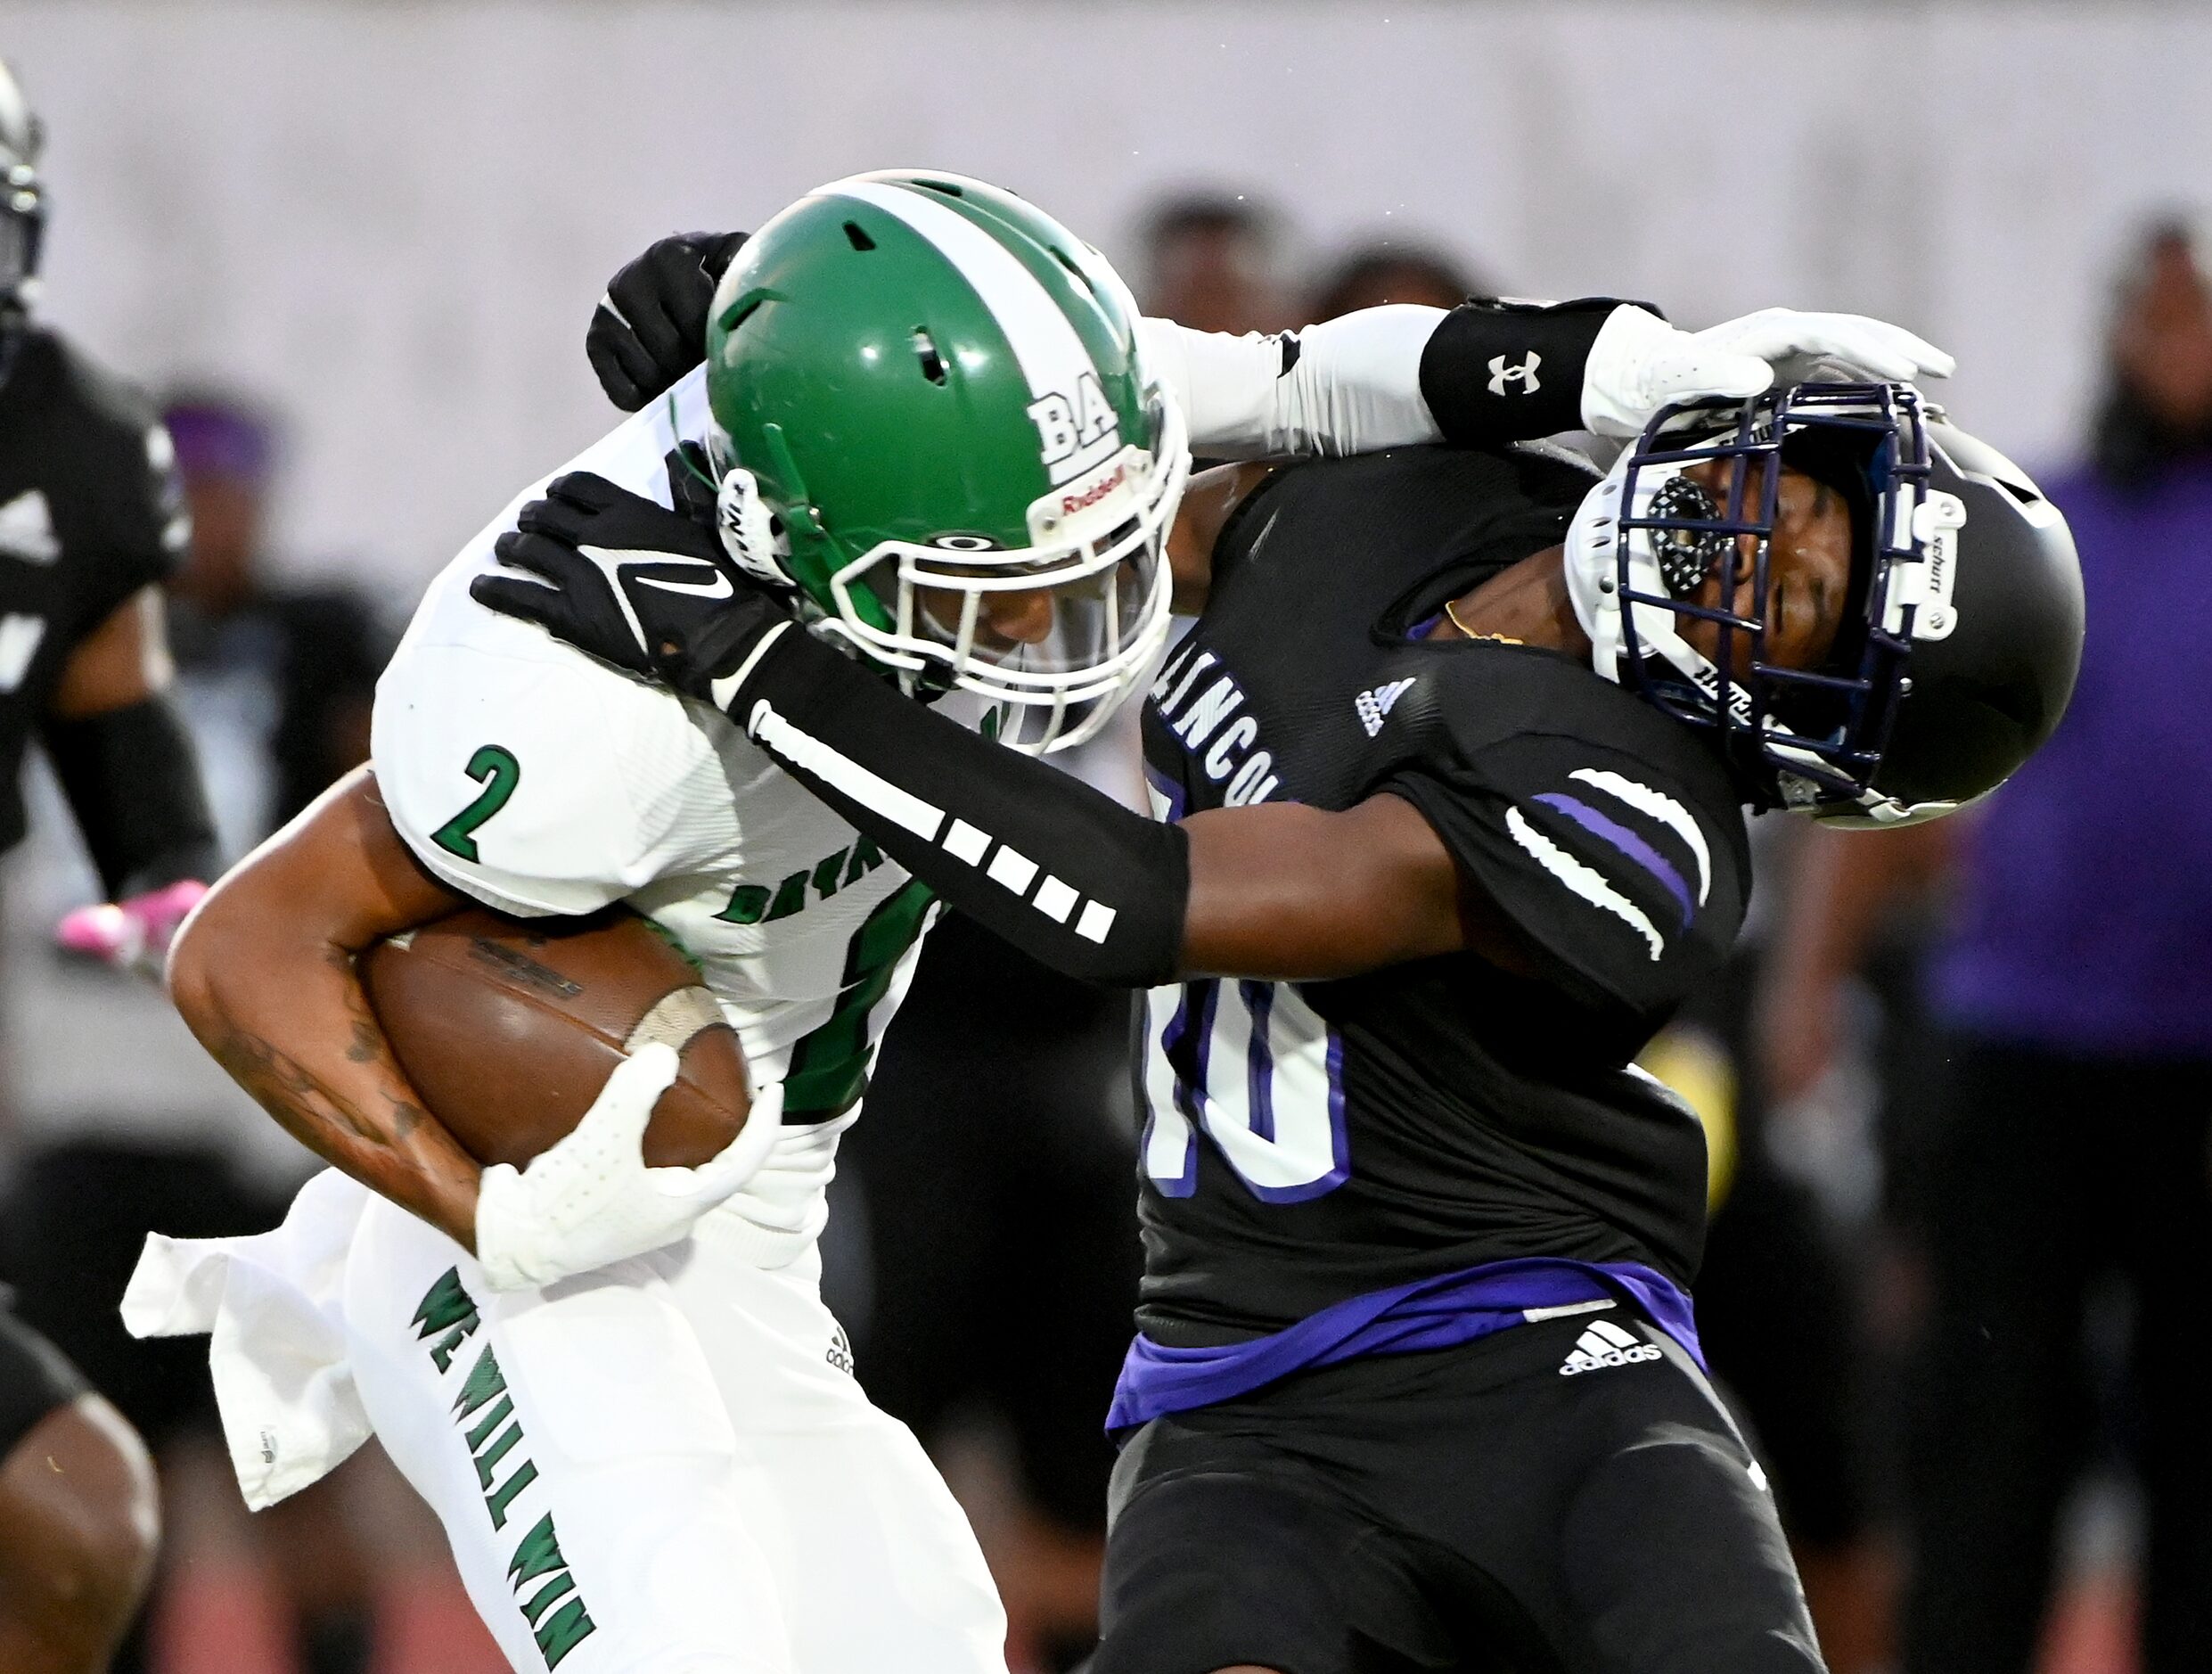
1565, 381, 2085, 825
699, 169, 1188, 753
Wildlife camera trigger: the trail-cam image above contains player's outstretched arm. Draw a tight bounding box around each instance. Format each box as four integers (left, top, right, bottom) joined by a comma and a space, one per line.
471, 477, 1551, 990
166, 768, 485, 1248
584, 231, 1947, 458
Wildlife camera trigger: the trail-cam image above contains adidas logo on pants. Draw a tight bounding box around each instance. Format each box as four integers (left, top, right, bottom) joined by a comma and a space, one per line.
1557, 1317, 1663, 1376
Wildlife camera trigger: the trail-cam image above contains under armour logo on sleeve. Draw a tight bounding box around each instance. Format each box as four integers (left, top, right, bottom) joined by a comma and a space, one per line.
1487, 353, 1543, 397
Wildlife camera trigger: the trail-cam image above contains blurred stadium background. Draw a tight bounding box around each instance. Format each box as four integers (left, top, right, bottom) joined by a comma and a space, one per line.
0, 4, 2205, 1673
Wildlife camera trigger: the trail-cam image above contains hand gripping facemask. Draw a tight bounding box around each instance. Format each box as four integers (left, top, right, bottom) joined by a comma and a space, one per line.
1564, 382, 2085, 825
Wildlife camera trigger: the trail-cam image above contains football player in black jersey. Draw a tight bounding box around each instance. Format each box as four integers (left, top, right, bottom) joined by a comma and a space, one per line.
0, 58, 219, 1674
482, 238, 2082, 1674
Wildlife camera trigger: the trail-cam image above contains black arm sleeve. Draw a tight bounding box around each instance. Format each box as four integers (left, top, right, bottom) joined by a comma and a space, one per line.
44, 694, 220, 899
1417, 297, 1657, 446
730, 628, 1189, 989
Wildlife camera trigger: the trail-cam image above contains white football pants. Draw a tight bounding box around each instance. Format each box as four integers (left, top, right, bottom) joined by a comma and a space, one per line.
341, 1195, 1008, 1674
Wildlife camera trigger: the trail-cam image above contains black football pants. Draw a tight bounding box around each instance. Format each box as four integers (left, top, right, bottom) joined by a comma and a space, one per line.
1901, 1040, 2212, 1674
1095, 1312, 1823, 1674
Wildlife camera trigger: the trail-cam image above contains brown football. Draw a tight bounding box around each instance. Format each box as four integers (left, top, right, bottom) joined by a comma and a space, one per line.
360, 906, 749, 1169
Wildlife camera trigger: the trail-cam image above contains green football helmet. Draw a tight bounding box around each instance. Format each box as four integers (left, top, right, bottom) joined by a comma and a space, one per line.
701, 170, 1189, 752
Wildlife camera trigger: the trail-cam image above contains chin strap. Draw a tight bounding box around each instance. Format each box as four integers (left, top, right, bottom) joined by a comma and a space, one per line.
712, 465, 791, 588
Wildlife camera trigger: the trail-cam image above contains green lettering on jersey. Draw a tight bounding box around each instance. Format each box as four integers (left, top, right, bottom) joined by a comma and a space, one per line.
781, 879, 935, 1120
431, 745, 521, 863
718, 841, 892, 927
715, 883, 774, 926
841, 837, 884, 887
763, 870, 811, 923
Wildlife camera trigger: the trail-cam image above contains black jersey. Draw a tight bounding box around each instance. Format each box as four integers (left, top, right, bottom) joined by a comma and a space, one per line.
1135, 447, 1753, 1344
0, 326, 184, 852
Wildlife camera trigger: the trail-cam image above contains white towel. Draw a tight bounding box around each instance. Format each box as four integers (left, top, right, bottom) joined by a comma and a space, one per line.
121, 1168, 375, 1509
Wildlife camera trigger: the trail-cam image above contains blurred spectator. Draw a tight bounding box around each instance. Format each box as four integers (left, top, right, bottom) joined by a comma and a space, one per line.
157, 394, 387, 835
1307, 240, 1487, 321
1760, 217, 2212, 1674
0, 390, 396, 1674
1139, 193, 1296, 335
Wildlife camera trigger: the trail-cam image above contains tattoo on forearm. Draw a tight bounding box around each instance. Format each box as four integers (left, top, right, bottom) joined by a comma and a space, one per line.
206, 1005, 469, 1207
345, 1020, 381, 1063
211, 1022, 406, 1150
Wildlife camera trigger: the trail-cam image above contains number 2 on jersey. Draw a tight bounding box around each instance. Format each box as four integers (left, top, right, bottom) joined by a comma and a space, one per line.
1143, 977, 1349, 1202
430, 745, 520, 862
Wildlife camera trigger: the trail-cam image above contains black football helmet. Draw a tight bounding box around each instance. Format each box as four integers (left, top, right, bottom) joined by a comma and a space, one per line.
1565, 380, 2085, 825
0, 60, 42, 333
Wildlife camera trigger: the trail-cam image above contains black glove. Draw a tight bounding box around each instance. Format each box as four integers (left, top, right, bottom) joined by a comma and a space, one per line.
470, 472, 790, 698
586, 230, 750, 411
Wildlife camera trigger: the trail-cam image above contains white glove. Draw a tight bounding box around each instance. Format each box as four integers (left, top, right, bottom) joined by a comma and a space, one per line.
473, 1042, 784, 1292
1580, 304, 1955, 438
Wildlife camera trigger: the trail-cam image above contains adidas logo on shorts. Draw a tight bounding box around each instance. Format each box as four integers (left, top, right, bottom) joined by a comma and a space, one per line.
1557, 1317, 1663, 1376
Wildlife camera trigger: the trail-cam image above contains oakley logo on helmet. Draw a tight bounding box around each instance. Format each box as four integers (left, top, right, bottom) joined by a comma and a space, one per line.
1027, 371, 1120, 476
1487, 352, 1543, 397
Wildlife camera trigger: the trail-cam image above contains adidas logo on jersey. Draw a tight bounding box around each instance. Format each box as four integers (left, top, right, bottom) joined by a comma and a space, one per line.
1557, 1317, 1662, 1376
1354, 677, 1416, 738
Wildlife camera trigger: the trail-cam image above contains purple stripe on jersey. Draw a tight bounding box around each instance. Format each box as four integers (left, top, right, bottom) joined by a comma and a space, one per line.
1532, 792, 1694, 923
1144, 985, 1200, 1199
1181, 979, 1221, 1134
1245, 980, 1276, 1141
1105, 1258, 1702, 1432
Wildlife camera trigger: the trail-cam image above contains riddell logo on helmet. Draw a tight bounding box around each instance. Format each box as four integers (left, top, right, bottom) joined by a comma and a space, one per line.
1061, 462, 1126, 517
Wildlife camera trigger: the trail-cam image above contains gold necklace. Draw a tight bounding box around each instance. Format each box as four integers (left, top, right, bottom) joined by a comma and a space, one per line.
1443, 597, 1522, 644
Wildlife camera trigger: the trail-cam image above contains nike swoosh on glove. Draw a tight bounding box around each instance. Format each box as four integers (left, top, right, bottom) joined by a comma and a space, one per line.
474, 1042, 786, 1292
470, 471, 792, 700
1580, 304, 1955, 438
587, 230, 749, 412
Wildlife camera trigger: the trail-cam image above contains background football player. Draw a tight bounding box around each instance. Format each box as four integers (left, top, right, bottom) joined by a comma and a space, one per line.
129, 171, 1947, 1672
0, 55, 220, 1674
468, 224, 2081, 1671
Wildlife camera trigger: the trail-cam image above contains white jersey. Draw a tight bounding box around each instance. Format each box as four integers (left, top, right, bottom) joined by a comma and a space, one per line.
373, 370, 953, 1260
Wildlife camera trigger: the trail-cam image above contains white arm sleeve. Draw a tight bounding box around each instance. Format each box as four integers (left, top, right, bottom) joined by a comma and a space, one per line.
1138, 306, 1448, 460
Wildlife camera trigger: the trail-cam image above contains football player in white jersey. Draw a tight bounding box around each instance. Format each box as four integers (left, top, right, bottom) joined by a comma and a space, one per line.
131, 171, 1951, 1673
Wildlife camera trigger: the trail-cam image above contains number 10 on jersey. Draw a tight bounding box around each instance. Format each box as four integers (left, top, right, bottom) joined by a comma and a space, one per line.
1143, 976, 1349, 1202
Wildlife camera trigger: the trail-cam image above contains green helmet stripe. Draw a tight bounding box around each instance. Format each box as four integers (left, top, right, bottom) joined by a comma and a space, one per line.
825, 179, 1122, 486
